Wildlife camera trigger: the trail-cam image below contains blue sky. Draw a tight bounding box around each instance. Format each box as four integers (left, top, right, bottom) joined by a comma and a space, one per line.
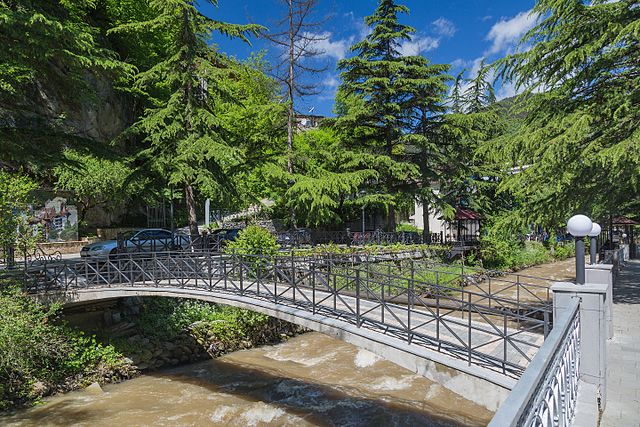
199, 0, 538, 117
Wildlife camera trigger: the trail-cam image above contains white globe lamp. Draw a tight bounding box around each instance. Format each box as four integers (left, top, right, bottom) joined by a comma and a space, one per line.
588, 222, 601, 264
567, 215, 592, 285
567, 215, 593, 237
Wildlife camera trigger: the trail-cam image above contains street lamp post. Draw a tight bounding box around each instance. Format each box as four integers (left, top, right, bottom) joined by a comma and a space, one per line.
567, 215, 593, 285
361, 204, 365, 234
588, 222, 601, 265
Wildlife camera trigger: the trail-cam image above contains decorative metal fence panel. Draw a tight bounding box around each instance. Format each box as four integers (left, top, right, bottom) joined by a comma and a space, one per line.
3, 252, 556, 380
489, 298, 581, 427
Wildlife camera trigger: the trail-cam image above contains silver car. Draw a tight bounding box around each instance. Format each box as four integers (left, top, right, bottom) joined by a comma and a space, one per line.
80, 229, 180, 260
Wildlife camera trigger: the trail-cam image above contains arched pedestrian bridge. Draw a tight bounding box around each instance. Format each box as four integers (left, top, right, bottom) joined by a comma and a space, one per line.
13, 252, 554, 410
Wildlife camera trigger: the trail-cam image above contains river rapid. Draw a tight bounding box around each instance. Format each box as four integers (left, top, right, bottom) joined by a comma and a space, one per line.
1, 333, 492, 426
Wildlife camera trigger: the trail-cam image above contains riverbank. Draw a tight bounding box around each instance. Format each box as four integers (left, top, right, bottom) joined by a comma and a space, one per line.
0, 286, 304, 412
0, 333, 493, 426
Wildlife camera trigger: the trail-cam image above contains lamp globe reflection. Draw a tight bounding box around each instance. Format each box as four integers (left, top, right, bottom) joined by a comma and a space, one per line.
567, 215, 593, 237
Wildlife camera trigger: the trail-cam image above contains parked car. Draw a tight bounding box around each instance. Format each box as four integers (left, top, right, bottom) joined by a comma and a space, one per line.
80, 229, 186, 259
209, 228, 242, 246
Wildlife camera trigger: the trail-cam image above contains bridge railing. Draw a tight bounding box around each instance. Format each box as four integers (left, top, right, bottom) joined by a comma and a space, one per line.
8, 251, 553, 379
488, 297, 580, 426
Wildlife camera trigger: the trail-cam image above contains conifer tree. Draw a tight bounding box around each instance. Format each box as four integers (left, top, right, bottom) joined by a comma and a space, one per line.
335, 0, 449, 230
110, 0, 262, 235
492, 0, 640, 225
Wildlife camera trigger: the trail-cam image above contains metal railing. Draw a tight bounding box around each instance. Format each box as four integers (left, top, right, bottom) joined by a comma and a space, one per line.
276, 229, 479, 248
489, 298, 580, 426
5, 252, 554, 380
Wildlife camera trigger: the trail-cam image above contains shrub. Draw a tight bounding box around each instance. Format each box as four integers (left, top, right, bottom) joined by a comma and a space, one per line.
225, 225, 279, 256
0, 284, 129, 410
395, 223, 421, 233
480, 237, 552, 271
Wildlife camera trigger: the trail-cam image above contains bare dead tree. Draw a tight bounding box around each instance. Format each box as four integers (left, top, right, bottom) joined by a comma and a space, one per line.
261, 0, 329, 175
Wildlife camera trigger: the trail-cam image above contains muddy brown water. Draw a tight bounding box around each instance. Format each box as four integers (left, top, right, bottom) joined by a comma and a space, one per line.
1, 333, 492, 427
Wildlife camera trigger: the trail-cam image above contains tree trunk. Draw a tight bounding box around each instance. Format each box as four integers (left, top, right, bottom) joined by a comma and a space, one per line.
422, 199, 431, 243
387, 205, 396, 231
287, 0, 296, 226
184, 183, 199, 236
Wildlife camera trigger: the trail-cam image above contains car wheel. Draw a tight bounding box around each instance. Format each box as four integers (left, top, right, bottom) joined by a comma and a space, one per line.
108, 249, 119, 260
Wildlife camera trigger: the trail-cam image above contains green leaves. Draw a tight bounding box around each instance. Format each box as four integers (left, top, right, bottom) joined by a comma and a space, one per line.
0, 171, 36, 249
488, 0, 640, 226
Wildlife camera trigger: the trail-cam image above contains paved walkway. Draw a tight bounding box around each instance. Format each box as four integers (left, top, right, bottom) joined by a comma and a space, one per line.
601, 259, 640, 427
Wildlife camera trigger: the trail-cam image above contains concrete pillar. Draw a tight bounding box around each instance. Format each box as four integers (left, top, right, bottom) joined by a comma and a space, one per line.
586, 264, 614, 339
552, 282, 608, 410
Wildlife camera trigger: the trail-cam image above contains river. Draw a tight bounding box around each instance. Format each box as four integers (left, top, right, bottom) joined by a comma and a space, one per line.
1, 333, 492, 426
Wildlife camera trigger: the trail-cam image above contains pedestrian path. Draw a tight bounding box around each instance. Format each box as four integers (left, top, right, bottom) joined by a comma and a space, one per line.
601, 259, 640, 427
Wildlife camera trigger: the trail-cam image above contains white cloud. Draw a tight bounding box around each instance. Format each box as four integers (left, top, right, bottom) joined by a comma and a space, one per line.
305, 31, 350, 60
432, 17, 456, 37
398, 36, 440, 56
322, 75, 339, 89
485, 10, 538, 55
495, 80, 519, 100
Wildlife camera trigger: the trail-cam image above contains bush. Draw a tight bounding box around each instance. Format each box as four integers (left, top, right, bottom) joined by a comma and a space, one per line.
480, 235, 575, 271
225, 225, 279, 256
395, 223, 421, 233
0, 284, 130, 410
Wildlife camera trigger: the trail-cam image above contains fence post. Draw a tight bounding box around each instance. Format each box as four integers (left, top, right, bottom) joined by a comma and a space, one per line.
312, 262, 316, 315
291, 252, 296, 302
356, 269, 361, 327
239, 256, 244, 295
407, 276, 413, 344
586, 264, 614, 339
223, 258, 227, 290
208, 254, 212, 290
467, 291, 472, 365
552, 281, 608, 411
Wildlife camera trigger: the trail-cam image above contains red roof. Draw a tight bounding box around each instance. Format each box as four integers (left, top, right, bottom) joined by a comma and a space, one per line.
455, 208, 481, 221
611, 216, 639, 225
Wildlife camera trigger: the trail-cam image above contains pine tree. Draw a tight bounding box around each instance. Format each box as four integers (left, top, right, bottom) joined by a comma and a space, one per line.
110, 0, 262, 235
492, 0, 640, 225
463, 59, 495, 113
335, 0, 448, 230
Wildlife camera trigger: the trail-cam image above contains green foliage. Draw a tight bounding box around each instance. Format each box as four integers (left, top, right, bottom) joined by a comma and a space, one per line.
0, 284, 128, 410
479, 235, 574, 271
0, 0, 134, 174
225, 225, 279, 256
0, 0, 129, 99
491, 0, 640, 225
53, 149, 136, 222
0, 171, 36, 250
335, 0, 452, 228
267, 128, 380, 226
395, 223, 421, 233
109, 0, 264, 233
129, 297, 270, 344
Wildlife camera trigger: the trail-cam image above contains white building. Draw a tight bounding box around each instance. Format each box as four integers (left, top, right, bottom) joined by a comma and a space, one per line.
410, 200, 482, 243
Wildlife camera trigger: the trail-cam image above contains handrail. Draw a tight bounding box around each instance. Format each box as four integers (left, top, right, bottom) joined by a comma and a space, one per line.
489, 297, 580, 426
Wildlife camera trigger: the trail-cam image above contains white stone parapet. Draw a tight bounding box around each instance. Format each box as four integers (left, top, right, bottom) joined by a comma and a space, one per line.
551, 281, 608, 412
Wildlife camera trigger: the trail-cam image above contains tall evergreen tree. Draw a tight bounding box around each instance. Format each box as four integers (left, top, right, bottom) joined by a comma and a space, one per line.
492, 0, 640, 225
110, 0, 262, 234
335, 0, 448, 230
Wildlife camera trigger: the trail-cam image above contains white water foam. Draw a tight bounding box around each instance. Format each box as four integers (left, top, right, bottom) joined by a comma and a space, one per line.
425, 383, 441, 400
210, 406, 234, 422
264, 348, 336, 367
354, 349, 381, 368
368, 375, 416, 391
241, 402, 285, 426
